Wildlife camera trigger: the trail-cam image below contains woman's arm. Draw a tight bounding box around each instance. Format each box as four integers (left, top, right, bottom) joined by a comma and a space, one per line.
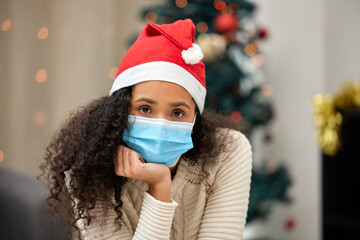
197, 130, 253, 239
65, 172, 178, 240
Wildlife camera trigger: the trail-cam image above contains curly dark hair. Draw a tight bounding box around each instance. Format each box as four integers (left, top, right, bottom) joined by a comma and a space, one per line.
39, 86, 244, 239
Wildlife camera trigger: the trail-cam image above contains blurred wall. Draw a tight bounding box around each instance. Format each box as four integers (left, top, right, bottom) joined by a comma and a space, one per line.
325, 0, 360, 93
0, 0, 162, 177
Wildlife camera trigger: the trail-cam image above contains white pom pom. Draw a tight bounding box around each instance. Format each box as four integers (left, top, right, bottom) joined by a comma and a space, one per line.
181, 43, 204, 65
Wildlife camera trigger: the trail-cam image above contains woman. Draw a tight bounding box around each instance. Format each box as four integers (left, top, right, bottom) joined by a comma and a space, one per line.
40, 19, 252, 240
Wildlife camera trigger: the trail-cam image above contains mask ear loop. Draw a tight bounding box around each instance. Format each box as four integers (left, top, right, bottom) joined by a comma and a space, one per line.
192, 113, 197, 125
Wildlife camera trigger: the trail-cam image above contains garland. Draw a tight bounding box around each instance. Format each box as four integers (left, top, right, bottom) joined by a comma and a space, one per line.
312, 80, 360, 156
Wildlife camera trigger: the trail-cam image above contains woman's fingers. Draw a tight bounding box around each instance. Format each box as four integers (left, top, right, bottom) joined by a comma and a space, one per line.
114, 145, 144, 178
114, 145, 171, 185
114, 145, 129, 177
129, 150, 144, 168
122, 146, 131, 176
127, 149, 145, 177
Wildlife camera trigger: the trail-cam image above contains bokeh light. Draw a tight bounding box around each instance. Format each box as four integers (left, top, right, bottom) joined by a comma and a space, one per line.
214, 0, 227, 11
0, 150, 4, 162
266, 161, 278, 173
33, 111, 46, 125
313, 93, 325, 105
36, 69, 47, 83
245, 43, 257, 56
244, 27, 256, 38
176, 0, 188, 8
230, 111, 242, 124
37, 27, 49, 39
2, 19, 11, 31
284, 216, 297, 231
108, 67, 118, 81
228, 3, 240, 13
250, 54, 265, 67
145, 12, 157, 23
196, 22, 208, 33
252, 39, 262, 51
262, 83, 273, 96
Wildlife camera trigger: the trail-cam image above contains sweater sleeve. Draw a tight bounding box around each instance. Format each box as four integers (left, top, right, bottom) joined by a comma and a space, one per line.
64, 172, 178, 240
197, 130, 253, 239
132, 192, 178, 239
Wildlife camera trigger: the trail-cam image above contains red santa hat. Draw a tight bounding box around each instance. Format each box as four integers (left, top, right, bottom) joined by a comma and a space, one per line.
109, 19, 206, 113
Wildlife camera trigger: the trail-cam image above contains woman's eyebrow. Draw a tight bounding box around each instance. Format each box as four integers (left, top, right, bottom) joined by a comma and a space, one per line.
170, 102, 191, 109
135, 98, 190, 109
135, 98, 157, 104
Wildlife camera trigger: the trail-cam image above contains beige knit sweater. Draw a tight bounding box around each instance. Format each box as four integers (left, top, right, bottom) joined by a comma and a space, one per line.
66, 128, 252, 240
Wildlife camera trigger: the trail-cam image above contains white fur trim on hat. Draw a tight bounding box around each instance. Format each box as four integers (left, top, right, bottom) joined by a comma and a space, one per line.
109, 61, 206, 113
181, 43, 204, 65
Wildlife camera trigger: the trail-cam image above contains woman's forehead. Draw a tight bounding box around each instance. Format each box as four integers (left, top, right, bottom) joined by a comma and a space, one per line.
132, 81, 196, 108
133, 81, 190, 97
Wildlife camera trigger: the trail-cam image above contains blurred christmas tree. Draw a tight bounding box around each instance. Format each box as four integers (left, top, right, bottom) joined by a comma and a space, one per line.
132, 0, 292, 224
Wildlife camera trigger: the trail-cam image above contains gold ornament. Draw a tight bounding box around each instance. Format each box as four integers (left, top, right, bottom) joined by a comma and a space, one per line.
312, 79, 360, 156
196, 33, 227, 63
196, 33, 216, 63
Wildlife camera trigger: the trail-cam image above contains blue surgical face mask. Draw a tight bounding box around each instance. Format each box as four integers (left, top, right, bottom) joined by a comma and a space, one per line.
122, 115, 196, 167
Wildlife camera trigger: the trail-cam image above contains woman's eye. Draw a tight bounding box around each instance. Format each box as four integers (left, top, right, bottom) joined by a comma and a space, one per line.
139, 106, 151, 114
172, 110, 184, 118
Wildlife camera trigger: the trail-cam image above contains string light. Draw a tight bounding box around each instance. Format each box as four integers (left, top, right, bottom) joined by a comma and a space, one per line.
245, 43, 257, 56
0, 150, 4, 162
145, 12, 157, 23
214, 0, 227, 11
262, 84, 273, 96
36, 69, 47, 83
196, 22, 208, 33
38, 27, 49, 39
108, 67, 118, 80
176, 0, 188, 8
1, 19, 11, 31
33, 111, 46, 125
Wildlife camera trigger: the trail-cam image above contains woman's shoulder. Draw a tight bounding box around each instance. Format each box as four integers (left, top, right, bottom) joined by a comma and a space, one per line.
207, 127, 253, 181
215, 127, 248, 138
215, 127, 251, 153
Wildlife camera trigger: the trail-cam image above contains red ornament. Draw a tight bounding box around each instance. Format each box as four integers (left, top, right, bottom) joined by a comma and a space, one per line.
214, 13, 239, 34
230, 111, 242, 124
284, 217, 296, 231
258, 27, 268, 39
215, 1, 227, 11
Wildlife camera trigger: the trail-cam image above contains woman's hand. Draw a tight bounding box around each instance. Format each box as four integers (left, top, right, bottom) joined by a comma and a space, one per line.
113, 145, 172, 202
